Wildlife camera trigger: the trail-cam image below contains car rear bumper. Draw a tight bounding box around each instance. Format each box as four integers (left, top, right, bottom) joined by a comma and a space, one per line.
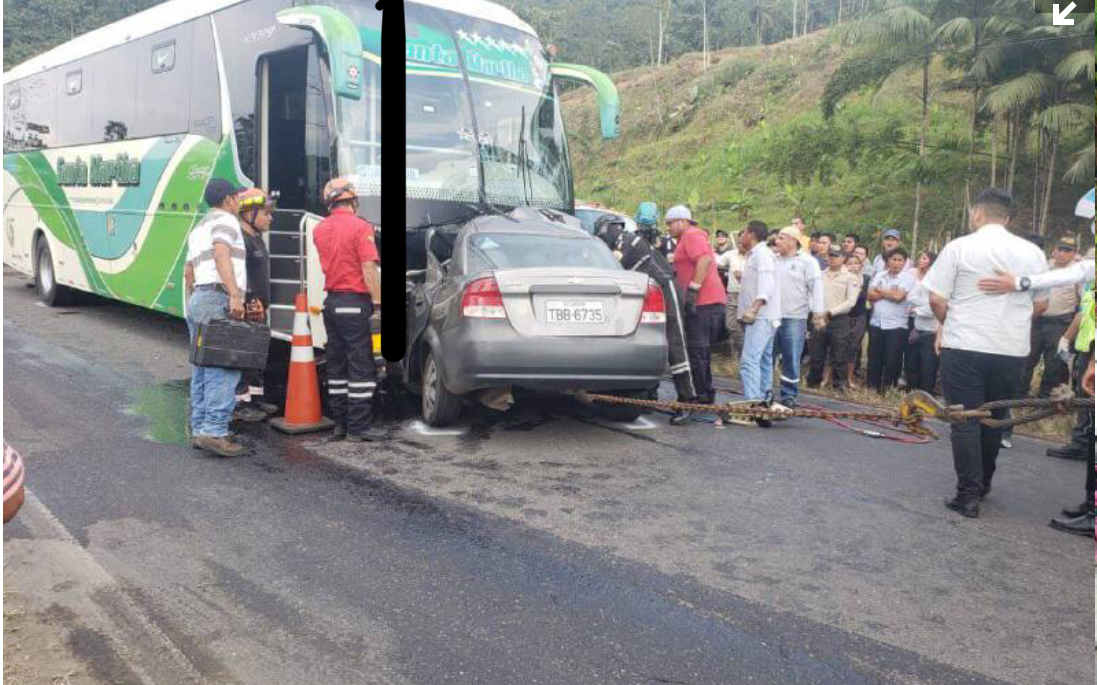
440, 323, 668, 394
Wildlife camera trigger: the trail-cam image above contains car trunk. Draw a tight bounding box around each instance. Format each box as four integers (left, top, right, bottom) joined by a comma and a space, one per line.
492, 268, 649, 337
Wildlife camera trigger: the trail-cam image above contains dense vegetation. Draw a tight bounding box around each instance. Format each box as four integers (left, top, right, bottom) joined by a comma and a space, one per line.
561, 1, 1094, 251
3, 0, 163, 68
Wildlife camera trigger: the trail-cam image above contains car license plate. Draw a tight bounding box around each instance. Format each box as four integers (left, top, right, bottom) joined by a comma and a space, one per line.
545, 300, 605, 324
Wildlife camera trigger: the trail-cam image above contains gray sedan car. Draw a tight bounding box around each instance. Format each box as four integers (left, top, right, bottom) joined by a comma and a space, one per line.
405, 213, 669, 426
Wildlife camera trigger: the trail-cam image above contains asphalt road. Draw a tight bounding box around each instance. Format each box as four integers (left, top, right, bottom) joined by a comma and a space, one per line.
3, 268, 1092, 685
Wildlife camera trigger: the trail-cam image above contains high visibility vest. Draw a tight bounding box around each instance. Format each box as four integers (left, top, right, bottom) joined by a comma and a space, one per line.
1076, 287, 1095, 353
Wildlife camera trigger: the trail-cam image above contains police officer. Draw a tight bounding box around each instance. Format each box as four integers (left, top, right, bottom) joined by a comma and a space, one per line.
233, 188, 278, 422
593, 215, 696, 408
313, 178, 384, 442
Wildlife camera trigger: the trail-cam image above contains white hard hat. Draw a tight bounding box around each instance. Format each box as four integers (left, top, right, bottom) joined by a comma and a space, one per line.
665, 205, 693, 223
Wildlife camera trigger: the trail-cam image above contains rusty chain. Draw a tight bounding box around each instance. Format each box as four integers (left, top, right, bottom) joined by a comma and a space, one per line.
576, 390, 1093, 440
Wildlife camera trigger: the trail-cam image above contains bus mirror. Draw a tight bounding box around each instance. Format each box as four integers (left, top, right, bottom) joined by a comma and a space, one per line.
548, 63, 620, 140
277, 6, 365, 101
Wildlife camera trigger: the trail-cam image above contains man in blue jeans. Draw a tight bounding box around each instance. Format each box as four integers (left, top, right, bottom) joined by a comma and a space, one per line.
184, 178, 249, 457
737, 221, 782, 424
772, 226, 825, 407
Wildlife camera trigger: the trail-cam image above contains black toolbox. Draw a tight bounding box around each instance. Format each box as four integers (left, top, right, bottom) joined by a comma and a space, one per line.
190, 319, 271, 370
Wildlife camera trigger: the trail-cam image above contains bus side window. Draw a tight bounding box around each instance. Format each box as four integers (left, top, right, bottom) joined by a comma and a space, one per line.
189, 17, 222, 143
21, 72, 58, 150
57, 66, 92, 148
90, 43, 138, 142
133, 26, 191, 140
4, 85, 26, 153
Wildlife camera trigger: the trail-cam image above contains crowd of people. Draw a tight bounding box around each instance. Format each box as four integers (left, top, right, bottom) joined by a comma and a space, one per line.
605, 188, 1094, 536
636, 198, 1093, 414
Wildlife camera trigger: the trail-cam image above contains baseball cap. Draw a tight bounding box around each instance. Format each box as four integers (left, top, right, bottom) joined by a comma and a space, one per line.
827, 245, 844, 258
1055, 236, 1077, 251
778, 225, 802, 241
882, 229, 901, 240
665, 205, 694, 223
204, 178, 246, 207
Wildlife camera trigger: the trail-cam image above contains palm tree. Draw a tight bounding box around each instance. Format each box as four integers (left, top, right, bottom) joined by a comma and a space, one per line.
836, 0, 950, 251
977, 9, 1093, 233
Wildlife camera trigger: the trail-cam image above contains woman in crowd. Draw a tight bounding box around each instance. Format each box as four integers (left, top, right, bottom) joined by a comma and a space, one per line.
904, 250, 940, 393
866, 248, 915, 392
845, 253, 871, 389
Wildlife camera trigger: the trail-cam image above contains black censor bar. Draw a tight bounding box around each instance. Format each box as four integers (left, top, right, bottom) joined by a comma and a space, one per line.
1034, 0, 1095, 14
379, 2, 407, 362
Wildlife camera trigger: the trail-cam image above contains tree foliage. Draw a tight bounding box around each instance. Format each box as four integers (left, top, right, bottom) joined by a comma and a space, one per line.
4, 0, 165, 68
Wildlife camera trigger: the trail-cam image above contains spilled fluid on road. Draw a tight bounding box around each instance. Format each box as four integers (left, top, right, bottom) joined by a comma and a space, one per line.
128, 379, 192, 446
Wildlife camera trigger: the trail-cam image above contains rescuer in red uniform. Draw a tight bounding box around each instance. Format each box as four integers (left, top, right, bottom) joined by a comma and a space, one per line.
313, 178, 384, 442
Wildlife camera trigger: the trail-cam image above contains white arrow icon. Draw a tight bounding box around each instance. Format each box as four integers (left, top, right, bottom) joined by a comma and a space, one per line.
1052, 2, 1076, 25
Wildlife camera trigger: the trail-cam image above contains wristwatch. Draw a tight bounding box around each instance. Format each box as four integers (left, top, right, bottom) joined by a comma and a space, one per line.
1018, 276, 1032, 292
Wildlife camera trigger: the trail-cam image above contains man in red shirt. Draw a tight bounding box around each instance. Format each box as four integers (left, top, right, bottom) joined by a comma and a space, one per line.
313, 178, 383, 442
666, 205, 727, 423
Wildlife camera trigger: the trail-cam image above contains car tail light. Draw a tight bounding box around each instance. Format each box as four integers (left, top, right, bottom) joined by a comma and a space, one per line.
462, 276, 507, 319
641, 283, 666, 324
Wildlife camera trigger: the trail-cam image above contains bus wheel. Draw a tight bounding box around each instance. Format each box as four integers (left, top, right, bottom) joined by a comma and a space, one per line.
34, 239, 74, 307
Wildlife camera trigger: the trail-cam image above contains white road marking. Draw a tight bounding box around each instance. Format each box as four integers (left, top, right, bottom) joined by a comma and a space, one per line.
407, 420, 465, 436
35, 301, 46, 307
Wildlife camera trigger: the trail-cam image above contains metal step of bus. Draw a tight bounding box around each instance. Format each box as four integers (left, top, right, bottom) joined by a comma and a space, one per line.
270, 279, 302, 305
270, 254, 303, 281
268, 231, 303, 255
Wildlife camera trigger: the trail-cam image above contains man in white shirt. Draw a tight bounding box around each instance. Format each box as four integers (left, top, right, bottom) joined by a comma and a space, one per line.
738, 221, 782, 409
872, 228, 913, 275
773, 226, 825, 406
866, 248, 916, 391
717, 233, 747, 356
183, 178, 249, 458
924, 189, 1050, 518
904, 269, 941, 393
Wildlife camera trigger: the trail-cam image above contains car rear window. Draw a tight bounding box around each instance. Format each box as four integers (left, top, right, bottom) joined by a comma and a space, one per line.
466, 233, 622, 272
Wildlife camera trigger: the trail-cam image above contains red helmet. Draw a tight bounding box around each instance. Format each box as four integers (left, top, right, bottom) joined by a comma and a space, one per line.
323, 177, 358, 207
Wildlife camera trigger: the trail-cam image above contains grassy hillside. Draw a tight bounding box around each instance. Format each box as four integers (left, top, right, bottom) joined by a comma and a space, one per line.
561, 31, 1092, 251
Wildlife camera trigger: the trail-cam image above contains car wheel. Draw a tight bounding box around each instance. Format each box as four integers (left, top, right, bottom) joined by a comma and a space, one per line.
422, 350, 462, 427
35, 238, 74, 307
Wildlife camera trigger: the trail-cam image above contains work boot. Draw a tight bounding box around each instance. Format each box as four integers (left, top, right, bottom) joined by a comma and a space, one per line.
197, 435, 249, 458
1049, 512, 1095, 537
329, 425, 347, 442
233, 404, 267, 423
944, 495, 980, 518
1046, 444, 1087, 461
1061, 501, 1094, 518
192, 433, 235, 449
346, 427, 386, 443
255, 401, 280, 416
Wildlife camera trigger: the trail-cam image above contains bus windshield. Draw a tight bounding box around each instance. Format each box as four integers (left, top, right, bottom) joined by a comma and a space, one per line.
404, 3, 571, 210
311, 1, 383, 201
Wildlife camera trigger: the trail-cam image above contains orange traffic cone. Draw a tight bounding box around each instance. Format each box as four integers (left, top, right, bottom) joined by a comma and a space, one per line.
270, 292, 335, 434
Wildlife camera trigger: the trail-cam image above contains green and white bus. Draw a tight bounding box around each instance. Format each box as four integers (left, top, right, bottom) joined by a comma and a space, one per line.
3, 0, 619, 350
